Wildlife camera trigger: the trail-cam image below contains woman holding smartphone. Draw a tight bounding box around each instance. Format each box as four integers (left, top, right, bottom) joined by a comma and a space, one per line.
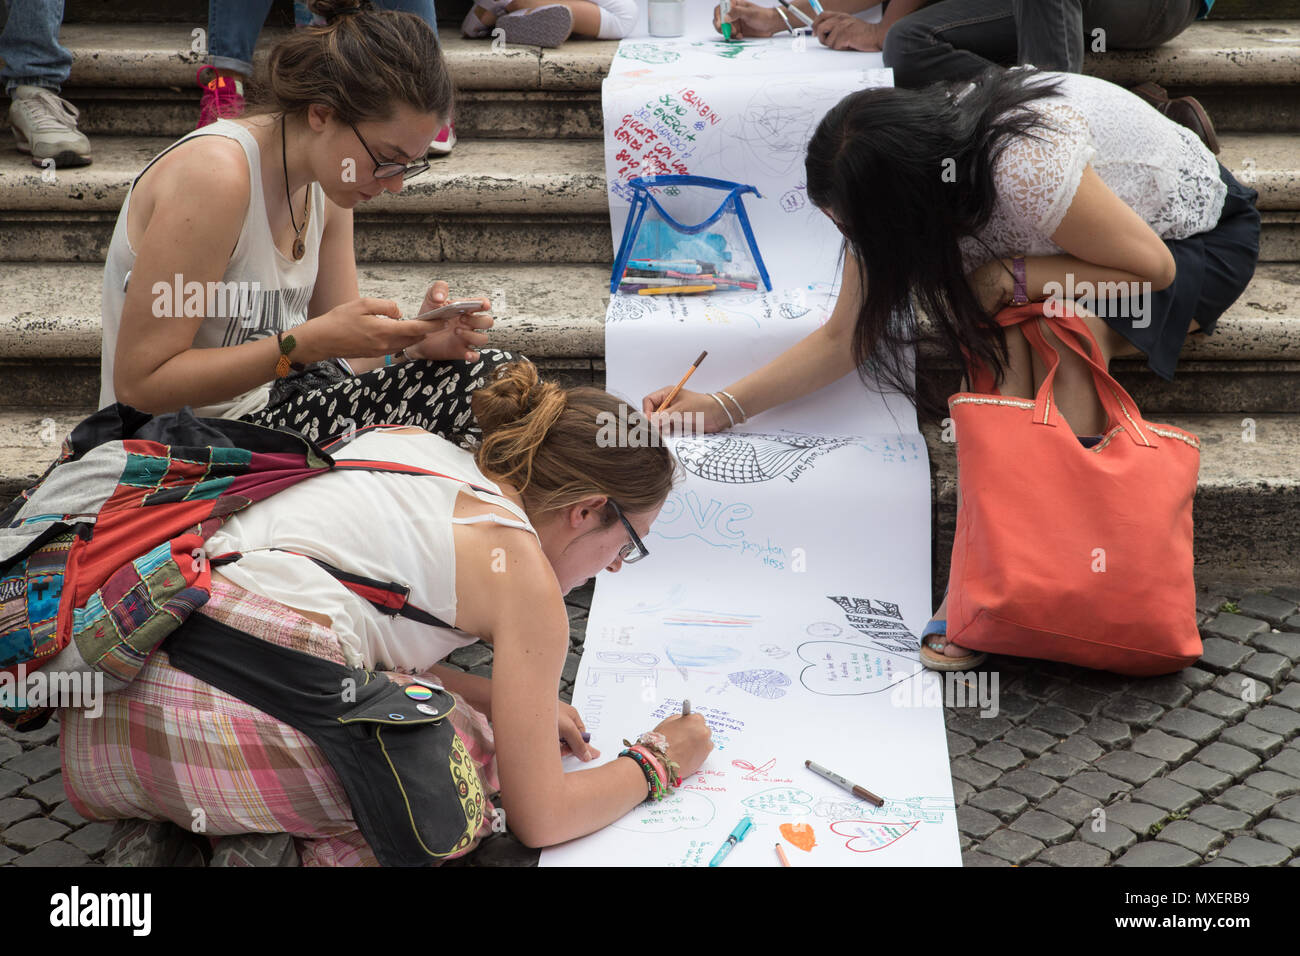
99, 0, 509, 447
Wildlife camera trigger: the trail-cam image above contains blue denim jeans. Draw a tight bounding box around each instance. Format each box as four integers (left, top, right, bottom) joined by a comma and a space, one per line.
883, 0, 1202, 89
208, 0, 439, 77
0, 0, 72, 94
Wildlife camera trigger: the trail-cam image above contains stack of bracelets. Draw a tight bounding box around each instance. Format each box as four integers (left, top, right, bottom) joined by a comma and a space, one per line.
620, 732, 682, 802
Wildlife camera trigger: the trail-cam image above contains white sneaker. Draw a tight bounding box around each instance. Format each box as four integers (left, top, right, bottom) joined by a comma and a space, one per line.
8, 85, 92, 167
495, 4, 574, 48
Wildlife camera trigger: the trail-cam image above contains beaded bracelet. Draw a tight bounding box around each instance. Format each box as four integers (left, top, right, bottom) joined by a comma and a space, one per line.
620, 748, 666, 801
633, 733, 681, 788
625, 741, 668, 784
630, 745, 669, 791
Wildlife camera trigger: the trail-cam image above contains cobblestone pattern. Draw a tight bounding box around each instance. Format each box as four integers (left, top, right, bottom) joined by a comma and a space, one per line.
960, 584, 1300, 868
8, 582, 1300, 867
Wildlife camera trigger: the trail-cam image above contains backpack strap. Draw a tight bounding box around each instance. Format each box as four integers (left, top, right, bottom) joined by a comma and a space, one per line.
209, 548, 454, 630
208, 455, 519, 631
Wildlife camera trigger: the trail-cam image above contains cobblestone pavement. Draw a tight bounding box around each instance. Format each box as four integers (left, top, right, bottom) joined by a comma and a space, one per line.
4, 580, 1299, 867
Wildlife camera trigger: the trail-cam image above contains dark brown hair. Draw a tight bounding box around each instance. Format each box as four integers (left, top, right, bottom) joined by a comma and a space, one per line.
473, 361, 677, 520
248, 0, 453, 125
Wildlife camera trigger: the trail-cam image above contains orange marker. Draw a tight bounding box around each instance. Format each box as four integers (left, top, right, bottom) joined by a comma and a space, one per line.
656, 350, 708, 412
775, 843, 791, 867
637, 284, 717, 295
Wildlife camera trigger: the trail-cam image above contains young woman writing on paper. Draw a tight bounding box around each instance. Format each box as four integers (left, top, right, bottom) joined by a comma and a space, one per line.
101, 0, 509, 449
641, 67, 1259, 668
63, 362, 713, 865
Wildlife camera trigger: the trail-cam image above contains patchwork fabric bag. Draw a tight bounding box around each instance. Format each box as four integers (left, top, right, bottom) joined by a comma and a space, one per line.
611, 174, 772, 294
0, 406, 497, 728
946, 303, 1203, 676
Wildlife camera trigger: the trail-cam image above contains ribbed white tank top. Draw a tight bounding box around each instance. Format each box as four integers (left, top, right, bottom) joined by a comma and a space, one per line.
100, 119, 326, 419
206, 429, 538, 674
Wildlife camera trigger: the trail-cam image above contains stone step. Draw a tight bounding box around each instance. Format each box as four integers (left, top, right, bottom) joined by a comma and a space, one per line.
22, 28, 615, 93
8, 208, 1298, 266
3, 406, 1295, 578
0, 24, 1294, 137
60, 0, 480, 25
0, 134, 607, 214
53, 0, 1300, 23
0, 87, 604, 142
0, 133, 613, 264
0, 25, 1295, 144
1, 260, 1296, 413
38, 22, 1300, 91
0, 133, 1295, 265
925, 412, 1300, 582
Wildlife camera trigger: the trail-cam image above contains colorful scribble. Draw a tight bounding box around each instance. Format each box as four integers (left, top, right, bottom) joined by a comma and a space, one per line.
780, 822, 817, 852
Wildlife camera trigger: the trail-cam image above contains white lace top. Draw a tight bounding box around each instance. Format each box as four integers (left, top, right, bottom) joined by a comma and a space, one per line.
958, 71, 1226, 272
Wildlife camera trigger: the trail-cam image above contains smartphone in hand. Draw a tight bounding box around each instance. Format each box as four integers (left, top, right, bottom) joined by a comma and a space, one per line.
409, 299, 489, 322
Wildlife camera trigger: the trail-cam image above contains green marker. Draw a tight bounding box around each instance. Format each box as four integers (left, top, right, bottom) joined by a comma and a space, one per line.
721, 0, 732, 40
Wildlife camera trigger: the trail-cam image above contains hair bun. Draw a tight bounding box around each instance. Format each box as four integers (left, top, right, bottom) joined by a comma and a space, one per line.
309, 0, 366, 23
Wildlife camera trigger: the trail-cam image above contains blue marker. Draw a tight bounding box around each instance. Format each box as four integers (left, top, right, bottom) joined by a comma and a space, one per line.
807, 0, 824, 13
708, 816, 754, 866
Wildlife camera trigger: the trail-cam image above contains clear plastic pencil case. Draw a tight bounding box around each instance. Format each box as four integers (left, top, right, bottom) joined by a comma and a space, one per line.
610, 175, 773, 295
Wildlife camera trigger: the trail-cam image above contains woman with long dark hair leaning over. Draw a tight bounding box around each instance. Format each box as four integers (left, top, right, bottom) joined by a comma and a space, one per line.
642, 67, 1260, 667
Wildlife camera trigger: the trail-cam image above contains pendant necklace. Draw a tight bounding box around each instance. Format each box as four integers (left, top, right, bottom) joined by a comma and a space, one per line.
281, 114, 310, 261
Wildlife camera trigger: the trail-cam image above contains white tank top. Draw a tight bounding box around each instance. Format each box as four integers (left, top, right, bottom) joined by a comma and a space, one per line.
99, 118, 327, 419
205, 429, 538, 673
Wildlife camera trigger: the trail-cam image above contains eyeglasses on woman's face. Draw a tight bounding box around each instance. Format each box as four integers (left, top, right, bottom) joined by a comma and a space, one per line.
348, 122, 430, 181
606, 499, 649, 565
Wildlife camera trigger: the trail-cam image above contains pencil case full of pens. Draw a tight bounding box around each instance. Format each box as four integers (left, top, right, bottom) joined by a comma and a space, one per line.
610, 175, 773, 296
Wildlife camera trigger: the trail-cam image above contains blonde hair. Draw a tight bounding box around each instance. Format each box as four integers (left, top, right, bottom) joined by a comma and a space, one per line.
473, 362, 677, 520
247, 0, 453, 125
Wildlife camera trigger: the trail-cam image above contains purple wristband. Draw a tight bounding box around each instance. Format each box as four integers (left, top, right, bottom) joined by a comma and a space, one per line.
1011, 256, 1029, 305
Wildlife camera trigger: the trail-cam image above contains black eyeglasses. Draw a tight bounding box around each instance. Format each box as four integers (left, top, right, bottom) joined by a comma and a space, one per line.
606, 499, 649, 565
349, 122, 430, 182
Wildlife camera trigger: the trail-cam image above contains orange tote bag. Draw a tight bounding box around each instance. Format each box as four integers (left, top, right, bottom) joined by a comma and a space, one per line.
946, 303, 1202, 676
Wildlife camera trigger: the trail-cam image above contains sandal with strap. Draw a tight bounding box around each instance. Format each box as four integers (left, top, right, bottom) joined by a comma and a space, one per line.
919, 619, 987, 672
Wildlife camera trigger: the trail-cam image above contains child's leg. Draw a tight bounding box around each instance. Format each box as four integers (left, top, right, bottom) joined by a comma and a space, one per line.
463, 0, 512, 36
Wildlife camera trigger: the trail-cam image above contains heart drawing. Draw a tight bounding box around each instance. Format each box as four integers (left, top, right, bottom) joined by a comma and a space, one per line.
741, 787, 813, 817
797, 641, 916, 696
612, 789, 716, 834
728, 668, 792, 699
830, 820, 920, 853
